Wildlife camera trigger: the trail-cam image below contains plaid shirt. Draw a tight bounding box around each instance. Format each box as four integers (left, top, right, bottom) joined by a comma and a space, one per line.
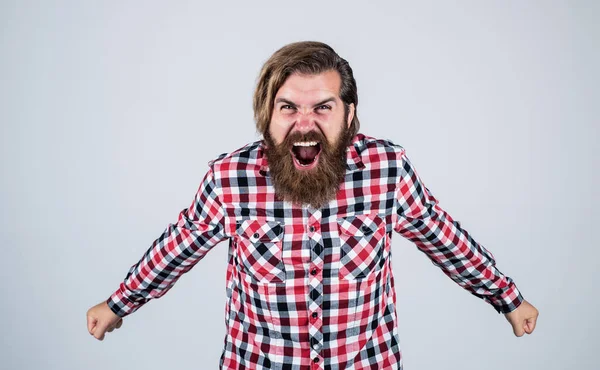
107, 133, 524, 370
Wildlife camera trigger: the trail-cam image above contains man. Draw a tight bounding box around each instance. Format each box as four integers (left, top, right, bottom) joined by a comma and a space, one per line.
87, 41, 539, 369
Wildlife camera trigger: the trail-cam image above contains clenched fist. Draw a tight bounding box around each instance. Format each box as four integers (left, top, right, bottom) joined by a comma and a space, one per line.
504, 299, 539, 337
87, 301, 123, 341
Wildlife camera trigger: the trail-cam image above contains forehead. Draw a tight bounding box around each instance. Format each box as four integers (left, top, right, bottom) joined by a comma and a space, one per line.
275, 70, 342, 104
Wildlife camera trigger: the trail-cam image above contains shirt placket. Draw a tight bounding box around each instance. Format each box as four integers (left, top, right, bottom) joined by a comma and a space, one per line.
306, 206, 324, 370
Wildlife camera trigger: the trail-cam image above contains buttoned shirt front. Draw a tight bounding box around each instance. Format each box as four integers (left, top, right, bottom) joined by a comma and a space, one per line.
107, 133, 524, 370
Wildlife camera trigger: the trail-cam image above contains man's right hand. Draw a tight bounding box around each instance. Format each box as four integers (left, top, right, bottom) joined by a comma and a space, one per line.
87, 300, 123, 341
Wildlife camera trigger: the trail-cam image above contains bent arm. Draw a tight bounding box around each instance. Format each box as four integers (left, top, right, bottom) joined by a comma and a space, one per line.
106, 167, 227, 317
393, 148, 524, 314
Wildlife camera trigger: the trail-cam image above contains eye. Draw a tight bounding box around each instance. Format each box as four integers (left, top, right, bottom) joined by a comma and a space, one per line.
317, 105, 331, 110
281, 104, 295, 110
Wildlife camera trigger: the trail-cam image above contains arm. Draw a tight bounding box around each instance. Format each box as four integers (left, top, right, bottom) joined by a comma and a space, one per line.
106, 166, 228, 318
392, 148, 524, 314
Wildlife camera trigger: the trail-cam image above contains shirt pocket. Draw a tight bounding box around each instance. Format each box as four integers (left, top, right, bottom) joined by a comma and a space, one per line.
235, 219, 286, 284
337, 213, 386, 280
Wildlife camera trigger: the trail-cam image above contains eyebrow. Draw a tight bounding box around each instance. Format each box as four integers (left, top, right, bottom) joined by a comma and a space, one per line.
274, 97, 337, 107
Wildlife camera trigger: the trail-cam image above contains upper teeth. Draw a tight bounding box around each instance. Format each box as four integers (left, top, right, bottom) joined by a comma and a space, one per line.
293, 141, 318, 147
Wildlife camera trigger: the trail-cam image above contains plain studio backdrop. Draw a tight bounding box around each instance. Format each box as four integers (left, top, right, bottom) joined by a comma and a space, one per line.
1, 1, 598, 369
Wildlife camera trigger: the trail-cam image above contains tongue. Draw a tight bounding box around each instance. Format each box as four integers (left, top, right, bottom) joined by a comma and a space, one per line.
296, 146, 319, 161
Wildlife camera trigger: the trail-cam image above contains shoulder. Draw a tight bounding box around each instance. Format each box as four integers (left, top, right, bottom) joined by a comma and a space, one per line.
353, 133, 406, 162
207, 139, 263, 172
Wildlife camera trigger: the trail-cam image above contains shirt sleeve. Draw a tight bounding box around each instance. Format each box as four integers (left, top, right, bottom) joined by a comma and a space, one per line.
393, 148, 524, 314
106, 166, 228, 317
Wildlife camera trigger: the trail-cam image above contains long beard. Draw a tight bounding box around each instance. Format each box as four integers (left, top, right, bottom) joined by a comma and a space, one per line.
263, 125, 351, 209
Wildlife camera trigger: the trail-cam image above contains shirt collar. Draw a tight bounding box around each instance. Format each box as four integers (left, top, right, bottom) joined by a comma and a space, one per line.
258, 133, 366, 177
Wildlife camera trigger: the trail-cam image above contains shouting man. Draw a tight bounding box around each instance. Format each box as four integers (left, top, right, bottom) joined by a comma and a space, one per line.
87, 41, 539, 369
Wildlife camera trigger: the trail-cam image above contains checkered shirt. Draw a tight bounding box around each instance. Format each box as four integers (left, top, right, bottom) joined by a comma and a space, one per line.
107, 133, 524, 369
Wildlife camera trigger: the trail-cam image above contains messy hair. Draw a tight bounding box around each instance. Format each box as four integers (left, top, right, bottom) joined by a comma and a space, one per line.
253, 41, 360, 137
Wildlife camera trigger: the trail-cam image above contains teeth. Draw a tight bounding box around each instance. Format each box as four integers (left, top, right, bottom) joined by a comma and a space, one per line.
293, 141, 318, 147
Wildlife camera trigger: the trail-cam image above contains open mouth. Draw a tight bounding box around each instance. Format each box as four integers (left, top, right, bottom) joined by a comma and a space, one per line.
290, 141, 322, 170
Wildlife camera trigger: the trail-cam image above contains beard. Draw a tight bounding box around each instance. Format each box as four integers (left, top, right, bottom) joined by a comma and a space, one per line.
263, 123, 352, 209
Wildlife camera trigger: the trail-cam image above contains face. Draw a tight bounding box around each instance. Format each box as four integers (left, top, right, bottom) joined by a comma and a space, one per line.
267, 70, 355, 168
263, 70, 356, 208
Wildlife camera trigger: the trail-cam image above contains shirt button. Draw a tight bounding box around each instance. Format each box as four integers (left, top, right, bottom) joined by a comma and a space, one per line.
309, 225, 315, 233
312, 312, 318, 318
252, 232, 259, 239
313, 357, 320, 363
311, 268, 317, 276
313, 343, 319, 350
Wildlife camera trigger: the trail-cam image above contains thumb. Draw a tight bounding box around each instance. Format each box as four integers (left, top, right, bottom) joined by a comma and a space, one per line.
87, 315, 97, 334
524, 317, 537, 334
93, 321, 109, 340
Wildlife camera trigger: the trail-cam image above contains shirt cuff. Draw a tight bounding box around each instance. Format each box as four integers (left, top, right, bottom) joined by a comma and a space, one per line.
106, 282, 144, 318
489, 280, 525, 314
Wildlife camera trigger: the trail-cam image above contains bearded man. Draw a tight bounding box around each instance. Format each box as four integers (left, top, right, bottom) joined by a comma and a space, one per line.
86, 41, 539, 369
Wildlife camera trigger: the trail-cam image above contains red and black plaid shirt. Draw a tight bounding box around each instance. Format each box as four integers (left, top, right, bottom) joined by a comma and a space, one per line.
107, 133, 524, 369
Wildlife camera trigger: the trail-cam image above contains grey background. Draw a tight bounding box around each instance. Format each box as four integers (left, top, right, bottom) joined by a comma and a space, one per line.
1, 1, 598, 369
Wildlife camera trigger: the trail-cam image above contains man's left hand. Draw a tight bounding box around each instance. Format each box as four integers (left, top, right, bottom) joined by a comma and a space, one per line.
504, 299, 539, 337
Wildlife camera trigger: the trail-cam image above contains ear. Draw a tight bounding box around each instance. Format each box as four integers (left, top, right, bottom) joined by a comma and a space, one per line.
346, 103, 355, 129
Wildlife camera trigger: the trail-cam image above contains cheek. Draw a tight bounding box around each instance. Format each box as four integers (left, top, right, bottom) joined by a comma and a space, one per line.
323, 125, 343, 145
268, 119, 289, 145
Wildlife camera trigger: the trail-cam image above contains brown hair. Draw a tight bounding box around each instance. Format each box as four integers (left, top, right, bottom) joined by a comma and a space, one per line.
253, 41, 360, 137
